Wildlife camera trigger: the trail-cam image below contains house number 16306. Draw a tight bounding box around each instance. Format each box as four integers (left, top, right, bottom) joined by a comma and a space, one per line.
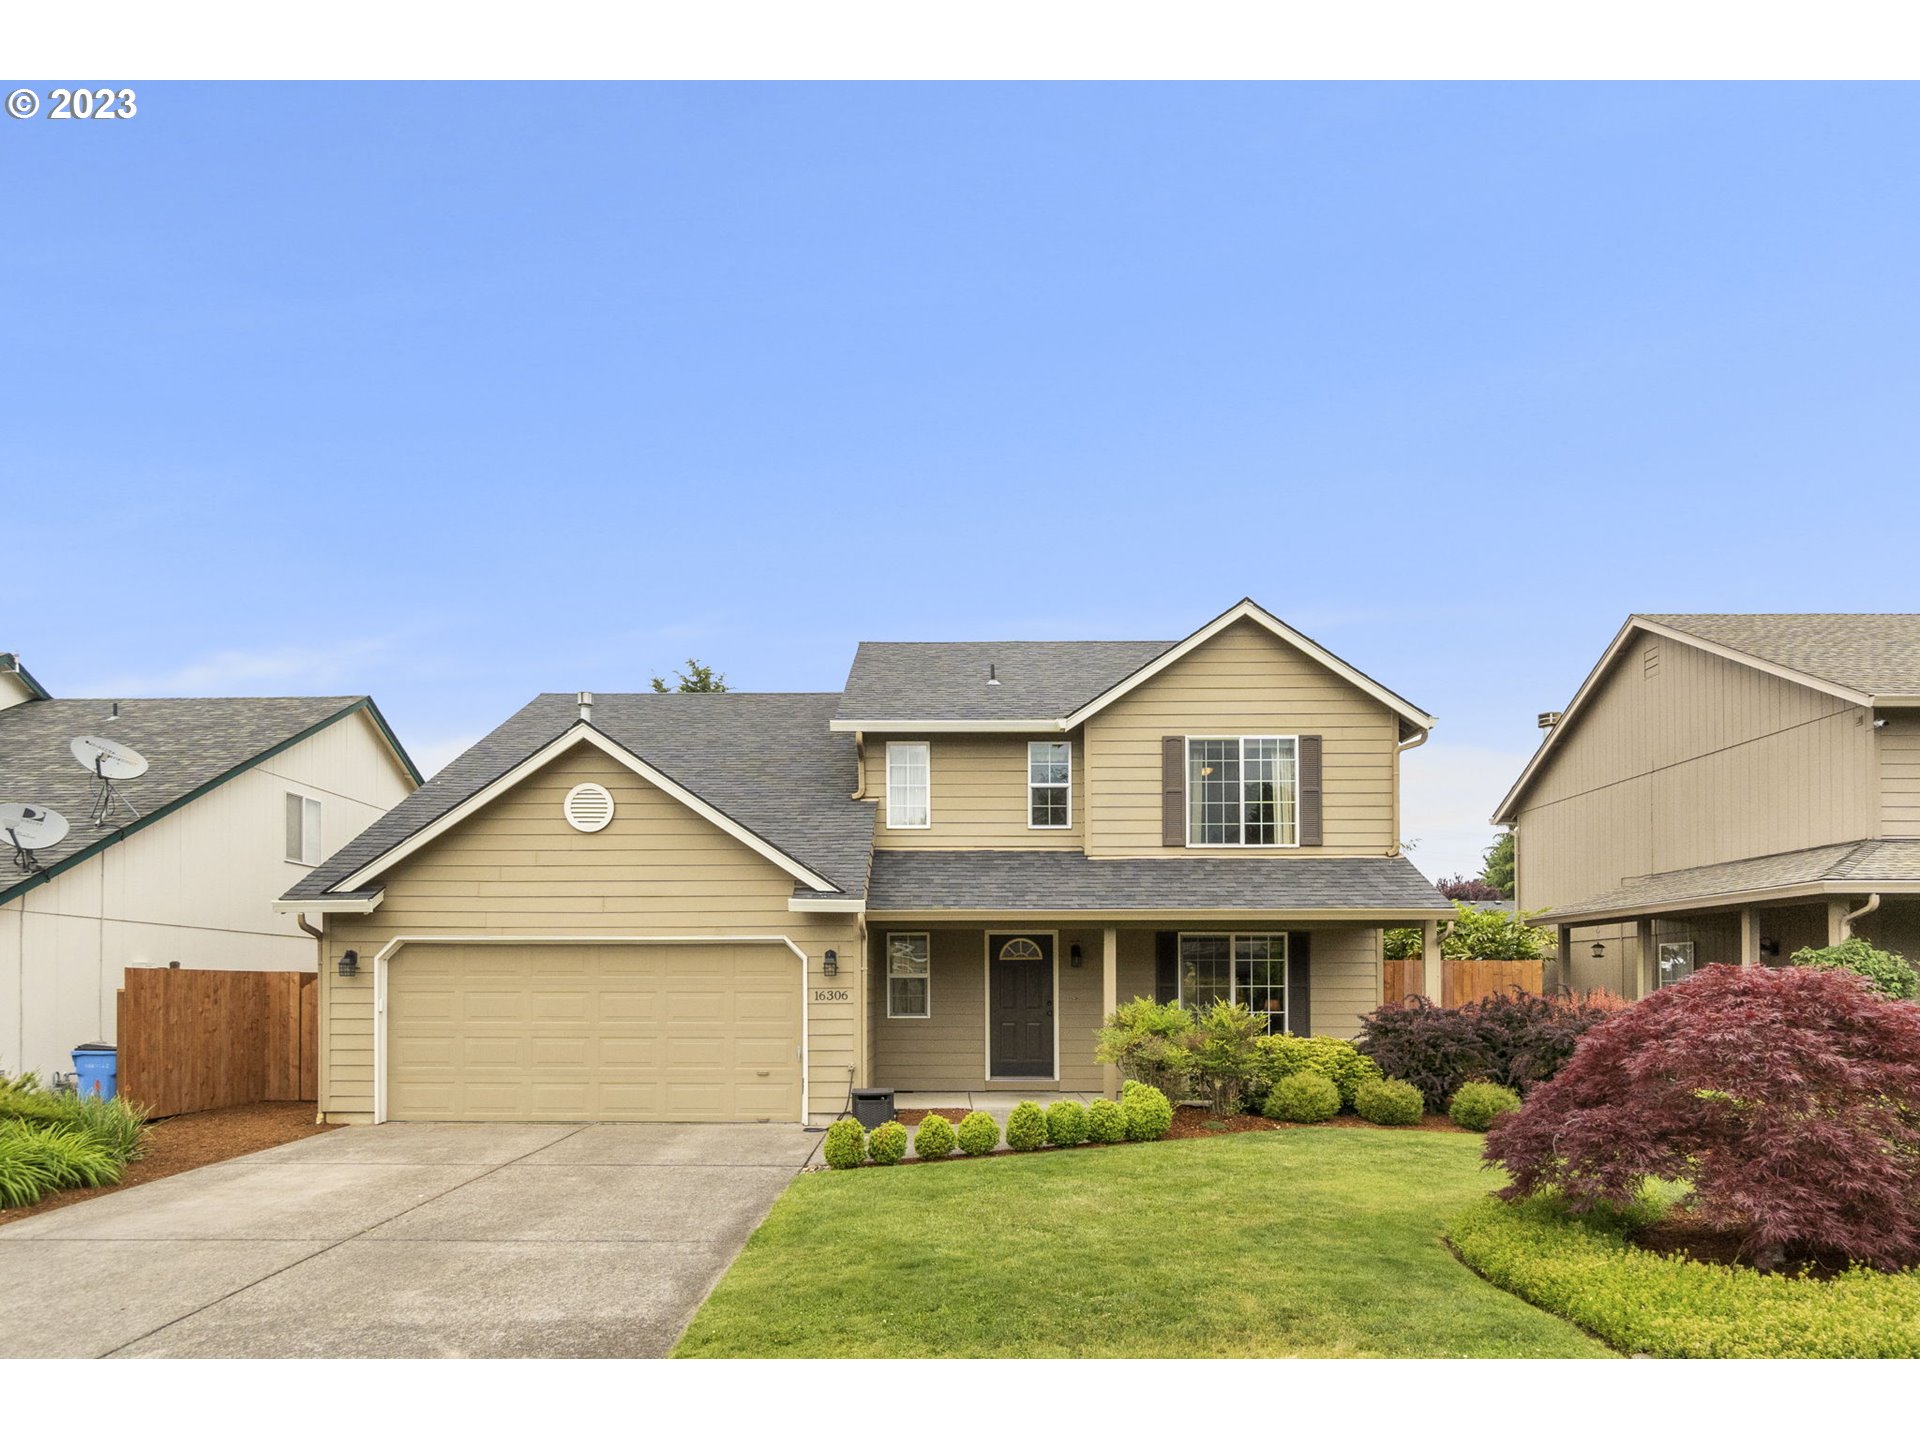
813, 988, 849, 1003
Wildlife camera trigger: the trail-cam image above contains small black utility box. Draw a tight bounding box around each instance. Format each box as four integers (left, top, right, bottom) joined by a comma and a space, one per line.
851, 1088, 896, 1128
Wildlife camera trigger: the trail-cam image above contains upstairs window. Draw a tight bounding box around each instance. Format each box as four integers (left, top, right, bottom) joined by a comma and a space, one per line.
1188, 736, 1297, 845
285, 793, 322, 865
1028, 741, 1071, 828
886, 742, 930, 828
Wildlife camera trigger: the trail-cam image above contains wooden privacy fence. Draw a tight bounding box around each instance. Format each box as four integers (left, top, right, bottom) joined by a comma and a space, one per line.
116, 968, 317, 1118
1383, 958, 1546, 1009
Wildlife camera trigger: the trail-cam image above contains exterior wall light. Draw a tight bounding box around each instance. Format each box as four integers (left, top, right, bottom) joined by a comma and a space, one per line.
338, 949, 359, 979
1069, 943, 1083, 967
822, 950, 838, 978
1590, 942, 1606, 960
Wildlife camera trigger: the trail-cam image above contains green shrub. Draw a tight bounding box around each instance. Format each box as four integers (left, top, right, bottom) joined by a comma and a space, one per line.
866, 1120, 909, 1165
1253, 1034, 1383, 1110
956, 1110, 1000, 1156
0, 1078, 147, 1166
1186, 1000, 1267, 1115
1093, 997, 1194, 1097
1005, 1101, 1048, 1152
1087, 1098, 1127, 1143
822, 1117, 866, 1169
1383, 927, 1421, 962
0, 1121, 124, 1209
1045, 1100, 1089, 1146
1120, 1081, 1174, 1141
1449, 1195, 1920, 1358
1791, 937, 1920, 1001
1354, 1077, 1424, 1126
912, 1113, 957, 1160
1449, 1081, 1522, 1131
1441, 899, 1553, 961
1263, 1071, 1340, 1123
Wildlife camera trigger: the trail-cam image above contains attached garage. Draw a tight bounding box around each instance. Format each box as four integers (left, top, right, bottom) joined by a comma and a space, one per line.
383, 940, 805, 1122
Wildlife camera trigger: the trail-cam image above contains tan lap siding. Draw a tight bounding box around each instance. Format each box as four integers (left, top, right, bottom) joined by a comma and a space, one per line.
318, 744, 859, 1123
1304, 925, 1382, 1040
1082, 619, 1400, 857
866, 736, 1084, 850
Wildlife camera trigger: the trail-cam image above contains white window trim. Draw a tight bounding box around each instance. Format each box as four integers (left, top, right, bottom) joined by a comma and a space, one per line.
1026, 740, 1072, 830
885, 931, 932, 1019
1184, 735, 1300, 849
285, 792, 322, 867
1176, 931, 1289, 1032
885, 741, 932, 830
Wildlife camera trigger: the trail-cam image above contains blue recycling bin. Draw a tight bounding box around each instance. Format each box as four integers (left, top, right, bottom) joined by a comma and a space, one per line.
72, 1044, 117, 1101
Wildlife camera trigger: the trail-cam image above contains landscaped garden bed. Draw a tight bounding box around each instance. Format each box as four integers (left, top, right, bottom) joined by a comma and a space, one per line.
0, 1097, 335, 1227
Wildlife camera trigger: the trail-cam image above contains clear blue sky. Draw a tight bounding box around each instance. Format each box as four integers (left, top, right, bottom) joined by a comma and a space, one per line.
8, 83, 1920, 880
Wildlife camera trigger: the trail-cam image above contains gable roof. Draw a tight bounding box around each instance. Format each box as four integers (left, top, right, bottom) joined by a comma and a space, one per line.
1494, 613, 1920, 824
283, 692, 875, 905
0, 654, 50, 703
1, 695, 417, 905
831, 599, 1435, 737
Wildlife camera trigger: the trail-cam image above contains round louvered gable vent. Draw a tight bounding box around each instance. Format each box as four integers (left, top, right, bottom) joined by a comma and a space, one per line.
563, 782, 615, 833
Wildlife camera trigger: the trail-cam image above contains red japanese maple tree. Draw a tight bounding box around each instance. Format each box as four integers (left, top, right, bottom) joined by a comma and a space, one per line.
1484, 963, 1920, 1271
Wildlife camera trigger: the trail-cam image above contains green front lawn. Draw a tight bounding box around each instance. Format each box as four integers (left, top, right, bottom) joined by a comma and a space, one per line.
676, 1128, 1610, 1358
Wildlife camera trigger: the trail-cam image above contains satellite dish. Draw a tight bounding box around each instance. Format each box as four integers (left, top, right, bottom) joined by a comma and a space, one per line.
1, 803, 69, 872
71, 735, 149, 780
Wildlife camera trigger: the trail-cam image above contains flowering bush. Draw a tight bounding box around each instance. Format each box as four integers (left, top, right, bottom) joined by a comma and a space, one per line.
1484, 964, 1920, 1271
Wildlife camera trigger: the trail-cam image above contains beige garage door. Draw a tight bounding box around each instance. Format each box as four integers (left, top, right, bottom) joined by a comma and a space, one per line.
385, 942, 801, 1122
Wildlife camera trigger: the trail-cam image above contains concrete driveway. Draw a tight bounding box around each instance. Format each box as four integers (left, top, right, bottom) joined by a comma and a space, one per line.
0, 1122, 819, 1358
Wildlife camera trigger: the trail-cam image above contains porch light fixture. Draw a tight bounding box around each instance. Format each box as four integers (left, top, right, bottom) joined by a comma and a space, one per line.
338, 949, 360, 979
1069, 944, 1083, 968
823, 950, 838, 978
1590, 942, 1606, 960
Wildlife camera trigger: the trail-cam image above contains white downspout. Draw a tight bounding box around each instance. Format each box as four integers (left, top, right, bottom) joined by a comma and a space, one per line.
1388, 725, 1429, 858
1843, 893, 1882, 938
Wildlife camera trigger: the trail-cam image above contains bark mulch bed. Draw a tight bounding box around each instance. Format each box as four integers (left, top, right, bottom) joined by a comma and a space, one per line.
0, 1100, 338, 1227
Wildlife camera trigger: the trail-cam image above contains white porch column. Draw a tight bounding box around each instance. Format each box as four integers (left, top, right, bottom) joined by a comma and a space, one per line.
1101, 926, 1119, 1100
1420, 920, 1443, 1004
1828, 898, 1851, 946
1739, 906, 1757, 967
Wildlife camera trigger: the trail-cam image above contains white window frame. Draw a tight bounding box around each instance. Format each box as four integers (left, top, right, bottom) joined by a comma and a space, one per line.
885, 741, 931, 830
1185, 735, 1299, 848
1026, 740, 1072, 830
1176, 931, 1289, 1032
886, 931, 932, 1019
285, 792, 323, 866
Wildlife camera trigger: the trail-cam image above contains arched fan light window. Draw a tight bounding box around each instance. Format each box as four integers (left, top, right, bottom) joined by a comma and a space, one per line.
998, 937, 1045, 962
563, 782, 615, 833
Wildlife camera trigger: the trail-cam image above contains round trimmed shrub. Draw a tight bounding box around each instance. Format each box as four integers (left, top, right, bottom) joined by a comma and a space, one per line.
1005, 1101, 1048, 1152
1354, 1078, 1424, 1127
1263, 1071, 1340, 1123
956, 1109, 1000, 1156
866, 1120, 908, 1165
1045, 1099, 1089, 1146
1253, 1033, 1384, 1110
1449, 1080, 1522, 1132
1086, 1098, 1127, 1143
1120, 1081, 1174, 1141
822, 1116, 866, 1169
912, 1113, 957, 1160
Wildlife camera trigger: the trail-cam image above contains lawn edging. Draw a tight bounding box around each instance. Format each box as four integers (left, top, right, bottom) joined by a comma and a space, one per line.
1447, 1195, 1920, 1358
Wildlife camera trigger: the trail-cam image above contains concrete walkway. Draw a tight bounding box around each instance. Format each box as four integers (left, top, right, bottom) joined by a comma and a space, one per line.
0, 1122, 819, 1358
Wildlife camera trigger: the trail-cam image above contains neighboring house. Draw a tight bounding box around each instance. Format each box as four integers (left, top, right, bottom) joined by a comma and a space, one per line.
1493, 614, 1920, 997
0, 651, 420, 1081
282, 599, 1449, 1128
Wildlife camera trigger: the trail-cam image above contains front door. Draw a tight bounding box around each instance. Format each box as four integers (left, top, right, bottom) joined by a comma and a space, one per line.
988, 933, 1054, 1078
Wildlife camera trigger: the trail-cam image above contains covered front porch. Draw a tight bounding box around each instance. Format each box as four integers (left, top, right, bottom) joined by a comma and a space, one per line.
861, 919, 1395, 1101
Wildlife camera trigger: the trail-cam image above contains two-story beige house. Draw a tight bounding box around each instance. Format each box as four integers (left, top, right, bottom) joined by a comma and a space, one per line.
1494, 614, 1920, 997
282, 600, 1449, 1127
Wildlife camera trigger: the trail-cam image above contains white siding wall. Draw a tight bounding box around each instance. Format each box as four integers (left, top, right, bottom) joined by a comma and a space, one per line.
0, 710, 413, 1080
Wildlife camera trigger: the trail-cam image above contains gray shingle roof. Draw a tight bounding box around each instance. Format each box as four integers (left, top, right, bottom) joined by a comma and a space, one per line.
1644, 614, 1920, 697
1, 696, 374, 902
1538, 839, 1920, 921
285, 693, 875, 901
834, 640, 1174, 725
867, 850, 1451, 913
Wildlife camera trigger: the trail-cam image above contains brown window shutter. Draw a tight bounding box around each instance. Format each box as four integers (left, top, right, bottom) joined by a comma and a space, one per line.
1161, 735, 1186, 846
1155, 931, 1180, 1003
1286, 931, 1311, 1034
1298, 735, 1323, 846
